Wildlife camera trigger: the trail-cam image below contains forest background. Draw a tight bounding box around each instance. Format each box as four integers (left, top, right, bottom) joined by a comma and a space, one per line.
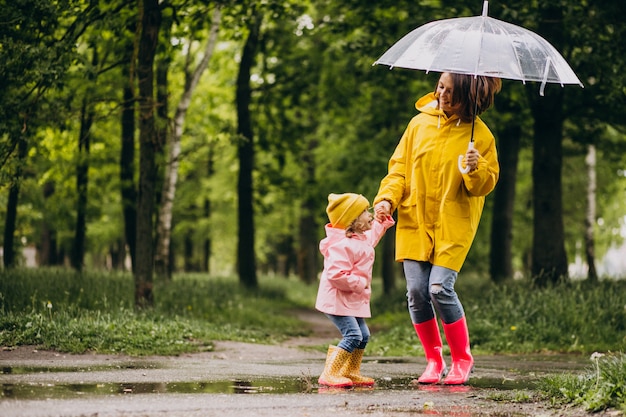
1, 0, 626, 307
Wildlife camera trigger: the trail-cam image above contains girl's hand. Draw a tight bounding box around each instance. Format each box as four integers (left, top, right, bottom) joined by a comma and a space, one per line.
374, 201, 391, 221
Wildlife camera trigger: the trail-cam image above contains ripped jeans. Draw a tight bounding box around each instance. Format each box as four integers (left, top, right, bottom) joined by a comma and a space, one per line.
403, 259, 465, 325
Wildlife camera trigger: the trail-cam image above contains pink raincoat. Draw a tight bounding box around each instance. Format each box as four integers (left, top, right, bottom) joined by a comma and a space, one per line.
315, 216, 395, 318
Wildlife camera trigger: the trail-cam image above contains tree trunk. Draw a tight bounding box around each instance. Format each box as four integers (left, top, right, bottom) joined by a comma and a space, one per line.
155, 7, 221, 280
529, 4, 569, 286
72, 61, 96, 271
298, 206, 318, 285
529, 90, 568, 285
121, 60, 137, 272
39, 181, 59, 266
202, 143, 215, 273
134, 0, 161, 308
584, 144, 598, 282
297, 137, 319, 285
235, 10, 262, 289
489, 120, 521, 283
184, 228, 194, 271
109, 239, 126, 270
203, 197, 211, 273
153, 51, 170, 279
2, 135, 27, 268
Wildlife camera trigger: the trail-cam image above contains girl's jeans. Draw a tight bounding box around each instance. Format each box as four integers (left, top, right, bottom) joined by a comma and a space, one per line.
403, 259, 465, 325
325, 314, 370, 353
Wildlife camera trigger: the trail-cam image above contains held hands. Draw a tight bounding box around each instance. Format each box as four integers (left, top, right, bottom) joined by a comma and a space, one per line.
464, 147, 480, 172
374, 200, 391, 222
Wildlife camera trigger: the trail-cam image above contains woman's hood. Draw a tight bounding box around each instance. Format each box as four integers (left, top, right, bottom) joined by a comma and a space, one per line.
415, 91, 461, 127
415, 92, 442, 115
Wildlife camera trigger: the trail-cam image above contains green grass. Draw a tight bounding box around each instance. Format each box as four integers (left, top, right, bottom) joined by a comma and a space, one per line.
537, 352, 626, 413
0, 269, 313, 355
367, 275, 626, 356
1, 269, 625, 356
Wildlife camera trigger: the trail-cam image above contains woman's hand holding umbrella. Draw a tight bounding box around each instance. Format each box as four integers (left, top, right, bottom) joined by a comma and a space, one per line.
462, 145, 479, 173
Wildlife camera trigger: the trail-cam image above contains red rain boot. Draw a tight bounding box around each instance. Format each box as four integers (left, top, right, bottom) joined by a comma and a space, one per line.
413, 319, 447, 384
442, 316, 474, 385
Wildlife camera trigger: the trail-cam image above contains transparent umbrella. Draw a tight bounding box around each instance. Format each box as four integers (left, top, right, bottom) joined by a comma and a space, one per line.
373, 1, 583, 172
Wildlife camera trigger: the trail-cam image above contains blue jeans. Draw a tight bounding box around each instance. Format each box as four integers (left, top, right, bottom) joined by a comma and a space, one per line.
404, 259, 465, 325
325, 314, 370, 352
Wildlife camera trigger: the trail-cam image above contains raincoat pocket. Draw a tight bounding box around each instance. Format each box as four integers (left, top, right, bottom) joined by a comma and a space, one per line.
341, 288, 370, 310
442, 199, 470, 219
399, 198, 420, 230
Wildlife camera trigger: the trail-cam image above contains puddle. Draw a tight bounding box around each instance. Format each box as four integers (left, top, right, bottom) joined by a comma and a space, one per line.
1, 375, 536, 400
1, 378, 310, 399
378, 376, 535, 391
1, 363, 159, 375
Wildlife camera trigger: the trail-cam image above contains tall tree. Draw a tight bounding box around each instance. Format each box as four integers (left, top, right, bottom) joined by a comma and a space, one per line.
526, 4, 569, 285
134, 0, 162, 307
235, 7, 262, 288
529, 84, 568, 285
297, 137, 319, 284
155, 6, 221, 279
489, 87, 526, 283
584, 143, 598, 282
39, 181, 59, 265
121, 53, 138, 271
71, 48, 98, 271
2, 136, 27, 268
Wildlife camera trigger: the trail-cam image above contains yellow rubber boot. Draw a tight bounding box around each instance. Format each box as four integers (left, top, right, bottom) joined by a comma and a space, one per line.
341, 348, 375, 387
318, 345, 353, 388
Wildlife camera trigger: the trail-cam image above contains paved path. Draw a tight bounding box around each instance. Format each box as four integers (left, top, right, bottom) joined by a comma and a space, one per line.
0, 310, 615, 416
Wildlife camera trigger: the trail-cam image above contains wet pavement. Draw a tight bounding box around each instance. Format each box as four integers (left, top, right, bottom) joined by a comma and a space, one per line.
0, 342, 602, 417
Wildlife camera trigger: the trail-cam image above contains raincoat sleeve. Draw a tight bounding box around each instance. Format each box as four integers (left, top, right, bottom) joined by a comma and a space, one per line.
324, 244, 368, 294
462, 130, 499, 197
367, 216, 395, 248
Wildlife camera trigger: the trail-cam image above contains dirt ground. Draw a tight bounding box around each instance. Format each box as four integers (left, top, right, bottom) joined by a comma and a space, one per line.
0, 310, 622, 417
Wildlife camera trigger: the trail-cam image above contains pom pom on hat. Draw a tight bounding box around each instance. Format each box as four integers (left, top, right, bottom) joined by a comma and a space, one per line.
326, 193, 370, 229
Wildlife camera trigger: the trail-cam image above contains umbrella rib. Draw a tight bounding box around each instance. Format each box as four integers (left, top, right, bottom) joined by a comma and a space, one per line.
473, 17, 486, 76
493, 19, 527, 84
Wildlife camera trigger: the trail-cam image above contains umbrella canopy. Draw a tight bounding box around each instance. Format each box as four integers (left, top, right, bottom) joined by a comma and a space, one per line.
373, 1, 583, 96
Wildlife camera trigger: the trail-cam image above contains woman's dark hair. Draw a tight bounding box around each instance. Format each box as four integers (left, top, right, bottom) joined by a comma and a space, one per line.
436, 73, 502, 123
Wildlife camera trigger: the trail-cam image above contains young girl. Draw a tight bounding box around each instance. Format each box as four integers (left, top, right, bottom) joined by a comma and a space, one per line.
315, 193, 395, 388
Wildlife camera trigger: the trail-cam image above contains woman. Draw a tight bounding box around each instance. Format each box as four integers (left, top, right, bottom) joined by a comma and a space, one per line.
374, 72, 501, 385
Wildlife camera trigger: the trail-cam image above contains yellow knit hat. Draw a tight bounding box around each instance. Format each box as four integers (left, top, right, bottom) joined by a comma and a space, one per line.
326, 193, 370, 229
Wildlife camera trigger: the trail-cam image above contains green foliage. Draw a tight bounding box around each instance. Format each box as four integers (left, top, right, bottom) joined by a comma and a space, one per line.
538, 352, 626, 413
0, 269, 311, 354
1, 0, 625, 286
0, 268, 625, 362
485, 389, 535, 404
0, 309, 215, 356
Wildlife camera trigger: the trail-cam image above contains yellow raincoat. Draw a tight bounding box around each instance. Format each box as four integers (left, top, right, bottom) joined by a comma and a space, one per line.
374, 92, 499, 272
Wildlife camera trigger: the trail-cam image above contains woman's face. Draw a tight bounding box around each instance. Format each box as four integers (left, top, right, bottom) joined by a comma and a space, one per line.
436, 72, 455, 115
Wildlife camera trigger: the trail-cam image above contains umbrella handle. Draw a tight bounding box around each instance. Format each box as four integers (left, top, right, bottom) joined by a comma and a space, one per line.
457, 141, 474, 174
